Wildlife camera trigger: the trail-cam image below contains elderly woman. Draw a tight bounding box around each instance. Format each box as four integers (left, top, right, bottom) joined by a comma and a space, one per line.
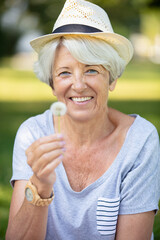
6, 0, 160, 240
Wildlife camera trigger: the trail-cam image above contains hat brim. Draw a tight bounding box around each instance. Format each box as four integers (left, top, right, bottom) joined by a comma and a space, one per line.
30, 32, 134, 64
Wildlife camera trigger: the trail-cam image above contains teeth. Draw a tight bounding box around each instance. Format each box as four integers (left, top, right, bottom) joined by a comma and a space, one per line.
72, 97, 92, 102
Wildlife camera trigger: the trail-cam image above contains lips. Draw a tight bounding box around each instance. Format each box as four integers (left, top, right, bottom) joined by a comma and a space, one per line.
70, 97, 93, 102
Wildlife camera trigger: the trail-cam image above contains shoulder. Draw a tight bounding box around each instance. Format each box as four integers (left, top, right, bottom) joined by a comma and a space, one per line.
109, 107, 158, 140
129, 114, 159, 147
15, 109, 52, 147
109, 108, 135, 133
20, 109, 51, 130
109, 108, 159, 167
121, 114, 160, 173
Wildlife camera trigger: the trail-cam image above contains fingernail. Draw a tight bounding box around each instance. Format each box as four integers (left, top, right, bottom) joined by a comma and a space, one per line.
59, 154, 64, 160
62, 148, 66, 152
57, 133, 63, 139
60, 141, 66, 146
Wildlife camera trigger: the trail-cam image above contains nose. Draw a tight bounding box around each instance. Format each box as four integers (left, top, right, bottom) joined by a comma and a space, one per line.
71, 74, 87, 92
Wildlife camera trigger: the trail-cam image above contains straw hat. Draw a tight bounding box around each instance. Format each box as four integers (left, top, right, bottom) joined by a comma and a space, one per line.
30, 0, 134, 64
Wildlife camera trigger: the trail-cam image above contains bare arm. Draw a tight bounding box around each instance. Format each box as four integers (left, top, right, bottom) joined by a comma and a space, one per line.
115, 211, 155, 240
6, 134, 65, 240
6, 180, 50, 240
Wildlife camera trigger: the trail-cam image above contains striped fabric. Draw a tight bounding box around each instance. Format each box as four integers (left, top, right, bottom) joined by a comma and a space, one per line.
96, 197, 120, 236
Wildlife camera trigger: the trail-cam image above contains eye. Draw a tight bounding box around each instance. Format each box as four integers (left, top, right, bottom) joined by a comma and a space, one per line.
59, 71, 71, 77
85, 69, 99, 75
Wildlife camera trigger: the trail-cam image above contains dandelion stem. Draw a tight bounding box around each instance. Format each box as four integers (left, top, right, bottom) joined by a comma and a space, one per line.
58, 115, 60, 133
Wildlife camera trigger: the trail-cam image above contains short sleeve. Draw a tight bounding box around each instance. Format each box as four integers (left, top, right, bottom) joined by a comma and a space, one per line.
10, 110, 53, 187
119, 128, 160, 215
10, 120, 35, 187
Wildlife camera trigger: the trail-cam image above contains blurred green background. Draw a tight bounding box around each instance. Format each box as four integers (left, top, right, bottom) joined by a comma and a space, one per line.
0, 0, 160, 239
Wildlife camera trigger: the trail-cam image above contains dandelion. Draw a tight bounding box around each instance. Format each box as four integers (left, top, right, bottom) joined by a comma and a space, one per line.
50, 102, 67, 133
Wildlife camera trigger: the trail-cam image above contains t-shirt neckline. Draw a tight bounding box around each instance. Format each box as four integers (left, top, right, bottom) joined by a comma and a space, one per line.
48, 110, 140, 195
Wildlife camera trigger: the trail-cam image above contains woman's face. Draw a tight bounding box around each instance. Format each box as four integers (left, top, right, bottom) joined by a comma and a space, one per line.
52, 45, 116, 122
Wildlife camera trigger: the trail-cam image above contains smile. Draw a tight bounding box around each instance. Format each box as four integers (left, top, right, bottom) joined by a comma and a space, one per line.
71, 97, 93, 102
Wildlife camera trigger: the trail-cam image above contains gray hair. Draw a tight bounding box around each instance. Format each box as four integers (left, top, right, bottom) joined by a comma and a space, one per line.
34, 36, 126, 87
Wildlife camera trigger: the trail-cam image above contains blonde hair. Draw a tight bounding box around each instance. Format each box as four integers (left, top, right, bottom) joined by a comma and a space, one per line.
34, 36, 126, 87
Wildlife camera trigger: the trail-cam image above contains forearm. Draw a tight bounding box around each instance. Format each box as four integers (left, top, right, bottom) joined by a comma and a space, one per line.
6, 198, 48, 240
6, 134, 64, 240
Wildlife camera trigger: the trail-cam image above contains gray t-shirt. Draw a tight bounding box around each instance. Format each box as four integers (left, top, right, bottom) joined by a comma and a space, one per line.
11, 110, 160, 240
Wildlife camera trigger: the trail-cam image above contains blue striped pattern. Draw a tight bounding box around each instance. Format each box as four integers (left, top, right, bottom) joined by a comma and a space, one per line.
96, 197, 120, 236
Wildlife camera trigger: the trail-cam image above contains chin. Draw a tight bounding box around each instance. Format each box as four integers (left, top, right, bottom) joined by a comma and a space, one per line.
67, 111, 94, 123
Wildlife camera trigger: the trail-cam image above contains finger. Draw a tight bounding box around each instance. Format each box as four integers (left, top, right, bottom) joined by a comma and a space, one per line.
31, 148, 65, 173
27, 140, 65, 167
26, 133, 64, 155
26, 133, 64, 154
31, 140, 65, 161
36, 154, 63, 179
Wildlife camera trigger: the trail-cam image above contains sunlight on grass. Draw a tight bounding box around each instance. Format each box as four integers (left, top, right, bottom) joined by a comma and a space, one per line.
0, 79, 57, 102
110, 81, 160, 100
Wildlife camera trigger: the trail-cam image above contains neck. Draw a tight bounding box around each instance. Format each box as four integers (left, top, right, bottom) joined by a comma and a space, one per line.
55, 108, 115, 147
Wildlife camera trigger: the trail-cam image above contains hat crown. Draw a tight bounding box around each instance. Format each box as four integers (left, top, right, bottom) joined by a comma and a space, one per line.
53, 0, 114, 33
30, 0, 133, 64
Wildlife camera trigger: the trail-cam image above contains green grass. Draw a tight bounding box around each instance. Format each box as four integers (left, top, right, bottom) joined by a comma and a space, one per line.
0, 59, 160, 239
121, 59, 160, 82
0, 185, 12, 239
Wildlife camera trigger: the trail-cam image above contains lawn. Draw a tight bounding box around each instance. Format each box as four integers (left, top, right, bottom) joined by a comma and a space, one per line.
0, 59, 160, 239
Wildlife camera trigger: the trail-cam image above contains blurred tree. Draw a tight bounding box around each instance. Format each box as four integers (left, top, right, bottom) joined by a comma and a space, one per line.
0, 0, 159, 57
0, 0, 27, 57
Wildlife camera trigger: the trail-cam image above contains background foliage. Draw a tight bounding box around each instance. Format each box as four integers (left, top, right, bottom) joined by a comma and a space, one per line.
0, 0, 160, 57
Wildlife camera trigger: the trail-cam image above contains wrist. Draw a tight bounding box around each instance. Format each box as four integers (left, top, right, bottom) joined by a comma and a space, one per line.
25, 177, 54, 206
31, 175, 53, 199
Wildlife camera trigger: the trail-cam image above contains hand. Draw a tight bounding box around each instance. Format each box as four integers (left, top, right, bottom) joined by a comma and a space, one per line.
25, 134, 65, 197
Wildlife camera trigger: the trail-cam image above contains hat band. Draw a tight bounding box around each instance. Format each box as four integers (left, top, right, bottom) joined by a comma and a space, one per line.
52, 24, 102, 34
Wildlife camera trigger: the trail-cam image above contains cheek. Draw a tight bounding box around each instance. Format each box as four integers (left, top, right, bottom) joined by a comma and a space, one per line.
95, 80, 109, 104
52, 78, 71, 97
95, 77, 109, 95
